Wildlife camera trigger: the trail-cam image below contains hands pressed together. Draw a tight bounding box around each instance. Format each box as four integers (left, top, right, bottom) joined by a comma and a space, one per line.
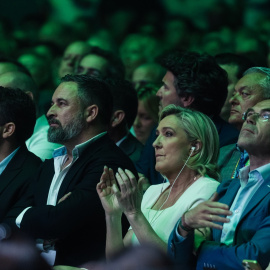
96, 166, 144, 217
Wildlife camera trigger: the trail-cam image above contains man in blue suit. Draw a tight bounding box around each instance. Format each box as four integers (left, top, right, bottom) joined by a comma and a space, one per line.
168, 99, 270, 270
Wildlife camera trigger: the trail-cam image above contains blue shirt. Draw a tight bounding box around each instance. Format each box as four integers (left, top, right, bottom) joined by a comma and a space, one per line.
0, 147, 20, 175
220, 164, 270, 244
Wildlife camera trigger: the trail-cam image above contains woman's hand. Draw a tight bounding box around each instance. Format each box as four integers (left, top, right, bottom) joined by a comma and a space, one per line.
96, 166, 122, 216
113, 168, 143, 217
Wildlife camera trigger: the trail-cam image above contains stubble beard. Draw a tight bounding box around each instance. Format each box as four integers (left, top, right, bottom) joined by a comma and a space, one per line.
47, 111, 86, 144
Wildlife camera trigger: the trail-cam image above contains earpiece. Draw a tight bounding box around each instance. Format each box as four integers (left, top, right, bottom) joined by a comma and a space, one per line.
191, 146, 196, 151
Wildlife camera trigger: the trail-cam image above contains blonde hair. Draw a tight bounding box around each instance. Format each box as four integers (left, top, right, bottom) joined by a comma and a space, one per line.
160, 105, 220, 180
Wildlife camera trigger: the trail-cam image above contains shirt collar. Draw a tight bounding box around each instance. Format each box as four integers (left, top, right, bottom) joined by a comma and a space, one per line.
0, 147, 20, 175
239, 163, 270, 186
116, 135, 127, 147
53, 131, 107, 159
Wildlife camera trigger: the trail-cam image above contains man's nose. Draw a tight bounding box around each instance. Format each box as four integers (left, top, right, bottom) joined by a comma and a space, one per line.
47, 104, 56, 118
229, 93, 239, 105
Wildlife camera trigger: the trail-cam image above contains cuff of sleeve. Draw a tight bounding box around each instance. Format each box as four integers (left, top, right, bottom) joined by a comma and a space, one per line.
175, 218, 187, 242
15, 206, 32, 228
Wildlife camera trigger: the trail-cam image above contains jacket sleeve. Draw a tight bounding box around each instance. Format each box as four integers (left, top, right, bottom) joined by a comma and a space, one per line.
19, 158, 137, 240
196, 214, 270, 270
167, 220, 196, 270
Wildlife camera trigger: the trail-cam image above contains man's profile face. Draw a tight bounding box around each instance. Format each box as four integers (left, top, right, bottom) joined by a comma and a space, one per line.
47, 82, 86, 144
219, 64, 239, 120
156, 71, 182, 112
238, 100, 270, 155
76, 54, 108, 77
228, 72, 266, 130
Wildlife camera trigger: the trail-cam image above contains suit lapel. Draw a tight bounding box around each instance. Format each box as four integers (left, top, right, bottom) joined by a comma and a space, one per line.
119, 134, 135, 156
56, 135, 109, 200
214, 179, 240, 240
238, 180, 270, 224
36, 159, 55, 204
0, 147, 27, 196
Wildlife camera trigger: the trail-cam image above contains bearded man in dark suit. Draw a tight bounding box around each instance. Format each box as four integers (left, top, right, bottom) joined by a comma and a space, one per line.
4, 75, 137, 267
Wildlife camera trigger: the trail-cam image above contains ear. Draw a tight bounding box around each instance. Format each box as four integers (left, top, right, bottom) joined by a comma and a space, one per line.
111, 110, 125, 128
2, 122, 16, 139
190, 140, 202, 156
85, 105, 99, 123
25, 91, 34, 101
180, 95, 195, 108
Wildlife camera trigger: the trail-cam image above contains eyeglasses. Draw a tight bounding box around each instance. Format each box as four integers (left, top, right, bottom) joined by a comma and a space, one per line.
242, 109, 270, 122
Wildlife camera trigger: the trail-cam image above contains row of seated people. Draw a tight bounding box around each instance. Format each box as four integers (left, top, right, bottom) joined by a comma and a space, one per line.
0, 49, 270, 269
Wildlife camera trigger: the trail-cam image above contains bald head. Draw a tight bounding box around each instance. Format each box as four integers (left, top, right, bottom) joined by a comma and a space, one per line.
0, 71, 38, 101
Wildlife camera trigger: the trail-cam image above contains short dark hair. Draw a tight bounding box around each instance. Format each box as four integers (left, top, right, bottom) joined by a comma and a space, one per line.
0, 87, 36, 144
215, 53, 254, 79
79, 46, 125, 79
61, 74, 113, 126
106, 78, 138, 129
159, 50, 228, 117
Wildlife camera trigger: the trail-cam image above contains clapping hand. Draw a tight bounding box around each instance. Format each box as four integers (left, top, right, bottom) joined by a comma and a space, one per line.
113, 168, 143, 217
96, 166, 122, 215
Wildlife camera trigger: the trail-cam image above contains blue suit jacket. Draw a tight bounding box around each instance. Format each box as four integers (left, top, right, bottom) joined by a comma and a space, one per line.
168, 175, 270, 270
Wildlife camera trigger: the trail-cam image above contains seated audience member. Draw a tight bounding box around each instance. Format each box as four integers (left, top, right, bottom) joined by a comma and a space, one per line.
58, 41, 91, 79
3, 75, 137, 267
168, 100, 270, 269
107, 78, 143, 164
219, 67, 270, 180
132, 84, 159, 145
0, 71, 62, 160
97, 105, 220, 258
215, 53, 254, 122
136, 50, 239, 185
76, 46, 125, 80
0, 87, 41, 223
131, 63, 166, 90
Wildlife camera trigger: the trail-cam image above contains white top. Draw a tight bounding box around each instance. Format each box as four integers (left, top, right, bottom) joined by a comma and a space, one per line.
131, 176, 220, 245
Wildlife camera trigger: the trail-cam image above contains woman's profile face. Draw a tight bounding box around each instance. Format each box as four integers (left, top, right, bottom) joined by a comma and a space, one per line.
153, 114, 191, 180
133, 100, 156, 145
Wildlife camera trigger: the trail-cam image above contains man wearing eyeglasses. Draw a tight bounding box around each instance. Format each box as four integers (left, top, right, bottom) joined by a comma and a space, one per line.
168, 99, 270, 269
218, 67, 270, 181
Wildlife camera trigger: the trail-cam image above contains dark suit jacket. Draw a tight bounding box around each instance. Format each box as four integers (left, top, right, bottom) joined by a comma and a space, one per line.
136, 118, 239, 185
168, 175, 270, 270
218, 143, 241, 181
4, 135, 137, 267
119, 133, 143, 164
0, 145, 41, 223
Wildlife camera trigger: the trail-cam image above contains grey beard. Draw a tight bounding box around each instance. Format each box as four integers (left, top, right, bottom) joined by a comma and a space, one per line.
48, 115, 86, 144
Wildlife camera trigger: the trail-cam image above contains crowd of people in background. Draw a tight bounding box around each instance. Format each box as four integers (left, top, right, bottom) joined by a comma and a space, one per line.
1, 0, 270, 269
